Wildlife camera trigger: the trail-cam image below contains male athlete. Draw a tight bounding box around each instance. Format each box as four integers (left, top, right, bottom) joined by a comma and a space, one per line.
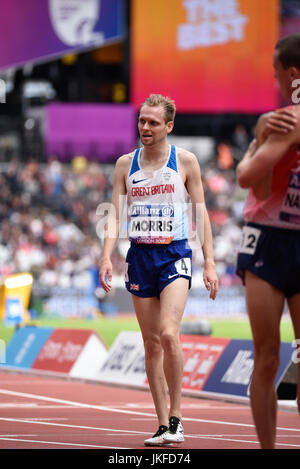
99, 94, 218, 446
236, 33, 300, 449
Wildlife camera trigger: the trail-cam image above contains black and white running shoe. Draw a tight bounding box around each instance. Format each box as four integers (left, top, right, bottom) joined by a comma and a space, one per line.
144, 425, 170, 446
163, 416, 184, 443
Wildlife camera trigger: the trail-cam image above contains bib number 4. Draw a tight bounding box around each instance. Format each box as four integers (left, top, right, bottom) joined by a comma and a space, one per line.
175, 258, 191, 276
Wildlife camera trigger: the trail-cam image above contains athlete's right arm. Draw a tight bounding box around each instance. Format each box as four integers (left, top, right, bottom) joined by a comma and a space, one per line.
99, 155, 129, 293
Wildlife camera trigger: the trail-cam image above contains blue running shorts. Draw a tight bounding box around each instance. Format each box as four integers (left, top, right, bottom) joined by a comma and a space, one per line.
125, 239, 192, 298
237, 222, 300, 297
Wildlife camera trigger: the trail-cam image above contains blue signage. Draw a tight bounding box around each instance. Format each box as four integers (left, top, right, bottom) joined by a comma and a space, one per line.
203, 339, 294, 398
2, 327, 54, 369
5, 298, 24, 326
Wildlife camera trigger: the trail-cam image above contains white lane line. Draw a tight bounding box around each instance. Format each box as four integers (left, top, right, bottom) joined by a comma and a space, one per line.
190, 434, 300, 438
275, 442, 300, 448
1, 417, 299, 449
185, 435, 300, 449
114, 403, 245, 410
0, 417, 149, 435
0, 389, 154, 417
0, 437, 129, 449
0, 388, 299, 433
100, 433, 300, 448
0, 403, 73, 409
20, 418, 68, 421
0, 434, 37, 437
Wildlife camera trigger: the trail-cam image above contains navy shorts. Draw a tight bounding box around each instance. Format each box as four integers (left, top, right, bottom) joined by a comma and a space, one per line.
236, 222, 300, 297
125, 239, 192, 298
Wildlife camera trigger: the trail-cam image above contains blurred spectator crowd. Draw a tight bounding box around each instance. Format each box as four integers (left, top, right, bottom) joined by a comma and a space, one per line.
0, 157, 113, 292
0, 130, 250, 299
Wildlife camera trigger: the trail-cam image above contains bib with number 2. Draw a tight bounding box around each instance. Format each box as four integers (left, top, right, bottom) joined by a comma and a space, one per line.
239, 226, 261, 255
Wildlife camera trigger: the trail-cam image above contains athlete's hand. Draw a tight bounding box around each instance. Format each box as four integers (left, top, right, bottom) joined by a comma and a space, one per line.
203, 262, 218, 300
265, 107, 297, 136
99, 257, 113, 293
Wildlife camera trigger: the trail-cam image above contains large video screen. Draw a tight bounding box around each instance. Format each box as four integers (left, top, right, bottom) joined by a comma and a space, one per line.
0, 0, 124, 70
131, 0, 279, 113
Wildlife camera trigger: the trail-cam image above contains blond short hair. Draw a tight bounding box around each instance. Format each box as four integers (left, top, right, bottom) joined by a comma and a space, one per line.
139, 94, 176, 123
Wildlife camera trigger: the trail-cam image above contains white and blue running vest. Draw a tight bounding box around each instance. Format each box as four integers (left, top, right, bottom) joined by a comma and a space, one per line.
126, 145, 190, 244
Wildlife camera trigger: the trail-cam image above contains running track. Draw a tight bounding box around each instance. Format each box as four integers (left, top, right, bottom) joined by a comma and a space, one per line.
0, 370, 299, 450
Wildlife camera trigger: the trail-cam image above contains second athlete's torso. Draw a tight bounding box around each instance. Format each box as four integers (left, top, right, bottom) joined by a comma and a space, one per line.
244, 143, 300, 230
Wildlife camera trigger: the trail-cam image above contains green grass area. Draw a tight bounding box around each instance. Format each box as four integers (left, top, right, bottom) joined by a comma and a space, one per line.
0, 315, 295, 347
210, 319, 295, 342
0, 316, 140, 348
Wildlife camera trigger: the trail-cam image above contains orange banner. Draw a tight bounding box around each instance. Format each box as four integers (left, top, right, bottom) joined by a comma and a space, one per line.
131, 0, 279, 113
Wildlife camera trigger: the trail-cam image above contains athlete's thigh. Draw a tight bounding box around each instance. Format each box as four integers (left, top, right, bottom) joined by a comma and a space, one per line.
159, 277, 189, 332
287, 293, 300, 340
245, 270, 285, 348
131, 294, 161, 340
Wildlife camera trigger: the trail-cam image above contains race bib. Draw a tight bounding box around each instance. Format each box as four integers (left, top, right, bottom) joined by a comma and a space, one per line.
239, 226, 261, 255
175, 258, 191, 276
279, 171, 300, 225
129, 203, 174, 244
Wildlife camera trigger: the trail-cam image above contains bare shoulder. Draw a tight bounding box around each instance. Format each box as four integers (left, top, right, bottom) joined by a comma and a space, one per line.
177, 147, 201, 186
111, 153, 134, 194
177, 146, 199, 169
115, 152, 134, 175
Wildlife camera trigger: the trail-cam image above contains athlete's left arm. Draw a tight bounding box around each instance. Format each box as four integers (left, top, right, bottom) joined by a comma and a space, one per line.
183, 151, 218, 300
236, 124, 300, 189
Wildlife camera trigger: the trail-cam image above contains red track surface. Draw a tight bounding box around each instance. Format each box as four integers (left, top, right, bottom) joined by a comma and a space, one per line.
0, 370, 299, 450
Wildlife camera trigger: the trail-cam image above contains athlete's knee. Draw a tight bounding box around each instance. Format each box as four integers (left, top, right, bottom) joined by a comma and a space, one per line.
143, 335, 162, 359
160, 330, 180, 355
253, 344, 280, 379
